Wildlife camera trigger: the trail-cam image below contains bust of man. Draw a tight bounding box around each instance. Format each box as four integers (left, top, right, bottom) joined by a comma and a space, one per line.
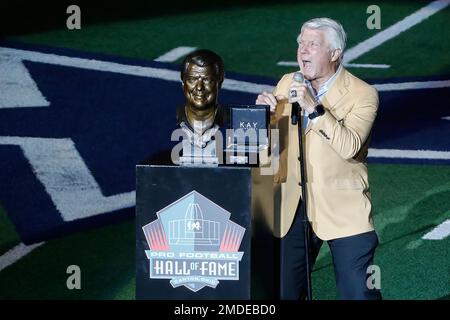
177, 49, 224, 149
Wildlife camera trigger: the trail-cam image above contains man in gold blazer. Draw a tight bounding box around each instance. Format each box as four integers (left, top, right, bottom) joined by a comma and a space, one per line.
256, 17, 381, 300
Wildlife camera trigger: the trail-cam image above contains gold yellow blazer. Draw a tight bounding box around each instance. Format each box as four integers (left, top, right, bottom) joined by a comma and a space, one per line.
271, 67, 379, 240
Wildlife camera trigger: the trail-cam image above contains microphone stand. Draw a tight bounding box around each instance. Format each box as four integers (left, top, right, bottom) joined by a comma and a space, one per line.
291, 103, 313, 300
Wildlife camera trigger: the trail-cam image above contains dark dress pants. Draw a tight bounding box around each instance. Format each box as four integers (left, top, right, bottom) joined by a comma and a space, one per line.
280, 205, 382, 300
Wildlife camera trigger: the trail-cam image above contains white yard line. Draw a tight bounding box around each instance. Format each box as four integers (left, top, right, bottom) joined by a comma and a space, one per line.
155, 47, 197, 62
344, 0, 450, 63
373, 80, 450, 91
368, 148, 450, 160
277, 61, 391, 69
0, 242, 45, 272
422, 219, 450, 240
276, 61, 299, 67
345, 63, 390, 69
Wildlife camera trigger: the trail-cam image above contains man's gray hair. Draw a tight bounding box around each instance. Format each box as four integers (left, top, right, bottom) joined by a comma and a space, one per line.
299, 17, 347, 60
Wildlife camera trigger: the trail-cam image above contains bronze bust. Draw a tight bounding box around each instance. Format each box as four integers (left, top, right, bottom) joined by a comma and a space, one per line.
177, 49, 224, 149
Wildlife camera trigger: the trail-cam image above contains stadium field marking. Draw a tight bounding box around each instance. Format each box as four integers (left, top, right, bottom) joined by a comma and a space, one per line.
277, 61, 391, 69
155, 47, 197, 62
373, 80, 450, 91
0, 47, 273, 95
0, 54, 50, 108
368, 148, 450, 160
0, 136, 135, 221
2, 46, 450, 99
344, 0, 450, 63
422, 219, 450, 240
0, 242, 45, 272
344, 63, 390, 69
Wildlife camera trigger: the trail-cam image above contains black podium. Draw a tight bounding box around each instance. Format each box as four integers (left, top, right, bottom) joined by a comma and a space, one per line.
136, 164, 277, 300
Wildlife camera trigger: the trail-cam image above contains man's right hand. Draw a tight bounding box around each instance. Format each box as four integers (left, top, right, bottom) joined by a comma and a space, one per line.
255, 91, 286, 113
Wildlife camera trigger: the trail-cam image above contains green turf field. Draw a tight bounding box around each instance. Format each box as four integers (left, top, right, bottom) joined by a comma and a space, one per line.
1, 0, 449, 300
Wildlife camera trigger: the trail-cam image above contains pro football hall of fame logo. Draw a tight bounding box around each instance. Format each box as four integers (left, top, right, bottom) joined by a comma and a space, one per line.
142, 190, 246, 292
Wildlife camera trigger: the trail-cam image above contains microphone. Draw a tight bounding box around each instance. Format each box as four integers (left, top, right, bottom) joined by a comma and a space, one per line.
293, 71, 305, 83
290, 72, 305, 125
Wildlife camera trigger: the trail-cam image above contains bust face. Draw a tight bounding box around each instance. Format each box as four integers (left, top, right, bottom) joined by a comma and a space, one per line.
183, 63, 219, 113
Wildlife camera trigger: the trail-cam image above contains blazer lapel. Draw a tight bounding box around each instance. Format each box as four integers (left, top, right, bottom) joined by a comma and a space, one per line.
323, 67, 349, 111
305, 67, 349, 134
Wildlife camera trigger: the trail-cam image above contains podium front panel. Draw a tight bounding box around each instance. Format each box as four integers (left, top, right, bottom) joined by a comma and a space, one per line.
136, 165, 255, 300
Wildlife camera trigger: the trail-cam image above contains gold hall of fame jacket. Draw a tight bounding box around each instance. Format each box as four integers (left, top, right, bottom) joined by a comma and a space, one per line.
271, 67, 379, 240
